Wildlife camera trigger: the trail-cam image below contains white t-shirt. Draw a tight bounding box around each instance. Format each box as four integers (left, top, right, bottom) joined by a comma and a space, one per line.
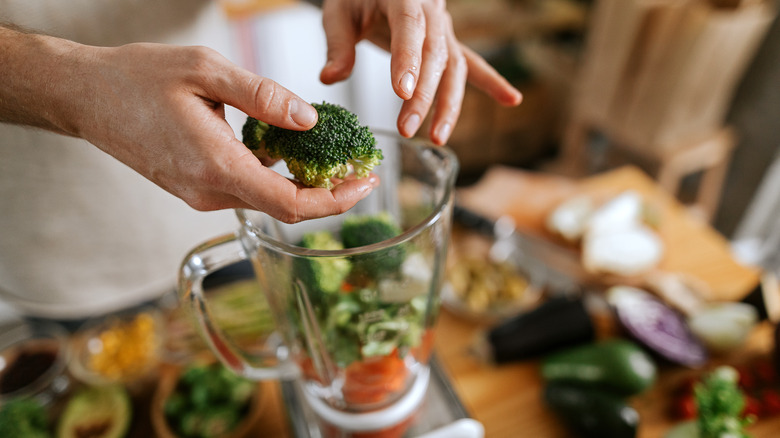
0, 0, 241, 319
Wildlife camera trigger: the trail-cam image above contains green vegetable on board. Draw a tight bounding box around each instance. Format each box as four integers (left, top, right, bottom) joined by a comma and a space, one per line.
695, 366, 753, 438
242, 102, 382, 189
664, 366, 754, 438
541, 339, 657, 397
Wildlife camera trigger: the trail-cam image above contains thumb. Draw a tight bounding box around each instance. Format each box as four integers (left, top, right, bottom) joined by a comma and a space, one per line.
208, 63, 317, 130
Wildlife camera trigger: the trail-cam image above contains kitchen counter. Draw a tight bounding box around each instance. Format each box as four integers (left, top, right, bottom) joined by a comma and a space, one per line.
18, 165, 777, 437
239, 165, 780, 437
234, 308, 780, 437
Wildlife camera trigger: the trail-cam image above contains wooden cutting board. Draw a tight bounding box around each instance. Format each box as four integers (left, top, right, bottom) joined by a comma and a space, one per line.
456, 165, 761, 302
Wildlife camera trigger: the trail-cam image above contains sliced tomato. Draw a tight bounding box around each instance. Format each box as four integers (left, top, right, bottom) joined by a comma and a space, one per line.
299, 355, 324, 383
343, 350, 409, 406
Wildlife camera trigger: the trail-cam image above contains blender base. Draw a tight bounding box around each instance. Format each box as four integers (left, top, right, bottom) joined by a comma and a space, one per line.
302, 367, 430, 433
282, 356, 470, 437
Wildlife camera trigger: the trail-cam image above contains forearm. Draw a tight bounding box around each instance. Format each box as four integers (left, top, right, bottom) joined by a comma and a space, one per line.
0, 24, 95, 137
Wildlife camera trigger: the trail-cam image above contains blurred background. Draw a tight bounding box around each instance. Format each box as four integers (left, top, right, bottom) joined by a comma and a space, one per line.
2, 2, 779, 437
222, 0, 780, 268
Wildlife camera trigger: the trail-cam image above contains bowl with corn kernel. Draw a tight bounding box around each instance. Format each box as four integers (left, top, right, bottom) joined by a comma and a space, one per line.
69, 307, 163, 390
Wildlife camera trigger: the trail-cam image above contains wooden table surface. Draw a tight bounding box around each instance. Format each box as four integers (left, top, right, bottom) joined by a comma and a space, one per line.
437, 165, 778, 437
240, 309, 780, 438
432, 309, 780, 438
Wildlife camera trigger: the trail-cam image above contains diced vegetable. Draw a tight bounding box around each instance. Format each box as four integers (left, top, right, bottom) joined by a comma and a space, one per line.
343, 351, 408, 405
164, 363, 256, 438
286, 213, 435, 409
447, 256, 530, 313
87, 312, 160, 382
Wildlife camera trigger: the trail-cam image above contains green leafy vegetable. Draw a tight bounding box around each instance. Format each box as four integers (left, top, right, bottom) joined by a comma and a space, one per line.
165, 363, 256, 438
0, 398, 51, 438
695, 366, 753, 438
288, 213, 426, 368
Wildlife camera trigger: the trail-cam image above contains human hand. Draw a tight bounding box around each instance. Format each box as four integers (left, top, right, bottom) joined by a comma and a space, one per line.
70, 43, 379, 223
318, 0, 523, 145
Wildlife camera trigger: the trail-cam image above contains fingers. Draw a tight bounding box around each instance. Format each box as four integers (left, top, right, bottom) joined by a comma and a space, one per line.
202, 143, 377, 223
461, 44, 523, 107
426, 25, 468, 145
320, 0, 359, 85
396, 0, 448, 139
203, 52, 317, 130
229, 155, 380, 223
385, 0, 427, 100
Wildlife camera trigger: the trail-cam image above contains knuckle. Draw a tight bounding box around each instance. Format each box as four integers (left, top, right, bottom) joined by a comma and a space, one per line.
450, 49, 467, 73
185, 46, 222, 76
399, 1, 425, 25
185, 196, 216, 212
179, 186, 218, 212
249, 77, 278, 116
276, 206, 301, 224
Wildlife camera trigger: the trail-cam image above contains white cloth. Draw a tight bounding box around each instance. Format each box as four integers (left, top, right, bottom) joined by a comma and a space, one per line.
0, 0, 240, 319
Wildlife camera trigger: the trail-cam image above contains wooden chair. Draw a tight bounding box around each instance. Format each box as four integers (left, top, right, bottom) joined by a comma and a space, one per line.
557, 0, 774, 221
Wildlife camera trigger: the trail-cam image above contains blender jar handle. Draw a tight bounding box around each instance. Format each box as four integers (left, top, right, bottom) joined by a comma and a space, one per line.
178, 232, 298, 380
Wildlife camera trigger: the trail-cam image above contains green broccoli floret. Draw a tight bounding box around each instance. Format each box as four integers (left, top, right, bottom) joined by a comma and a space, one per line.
341, 212, 406, 279
241, 102, 382, 189
0, 398, 51, 438
295, 231, 352, 296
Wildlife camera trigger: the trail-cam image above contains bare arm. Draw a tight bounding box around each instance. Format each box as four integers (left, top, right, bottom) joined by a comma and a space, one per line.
0, 24, 377, 223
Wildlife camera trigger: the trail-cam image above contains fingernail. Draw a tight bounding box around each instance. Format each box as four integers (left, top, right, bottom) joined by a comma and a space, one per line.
290, 99, 317, 127
368, 174, 379, 187
358, 183, 375, 200
435, 122, 452, 144
402, 113, 421, 137
400, 72, 416, 97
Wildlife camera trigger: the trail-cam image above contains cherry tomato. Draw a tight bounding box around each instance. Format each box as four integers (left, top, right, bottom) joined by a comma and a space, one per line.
673, 394, 698, 420
754, 359, 778, 385
761, 389, 780, 417
676, 375, 699, 396
736, 365, 757, 391
743, 395, 762, 419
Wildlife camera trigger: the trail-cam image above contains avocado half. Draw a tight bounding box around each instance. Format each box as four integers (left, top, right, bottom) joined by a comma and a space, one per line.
57, 384, 131, 438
